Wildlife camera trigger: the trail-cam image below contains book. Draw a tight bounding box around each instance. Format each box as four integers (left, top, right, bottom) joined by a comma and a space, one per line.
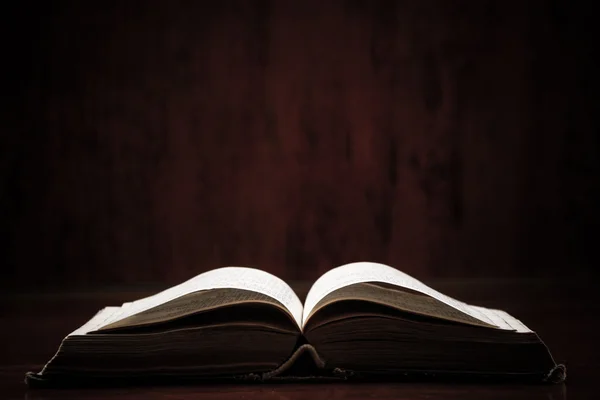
26, 262, 565, 386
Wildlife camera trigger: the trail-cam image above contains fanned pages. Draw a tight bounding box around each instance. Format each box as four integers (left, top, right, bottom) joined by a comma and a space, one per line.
97, 267, 303, 329
303, 262, 506, 328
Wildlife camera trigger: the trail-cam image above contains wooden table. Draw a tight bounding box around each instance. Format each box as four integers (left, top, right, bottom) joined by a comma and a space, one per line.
1, 279, 597, 399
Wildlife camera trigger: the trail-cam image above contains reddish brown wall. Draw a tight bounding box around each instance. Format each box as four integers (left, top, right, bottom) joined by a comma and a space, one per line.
2, 0, 598, 287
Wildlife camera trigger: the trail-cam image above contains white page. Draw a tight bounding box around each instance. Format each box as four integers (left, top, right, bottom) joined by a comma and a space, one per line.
303, 262, 504, 328
471, 306, 532, 333
69, 307, 122, 336
99, 267, 304, 329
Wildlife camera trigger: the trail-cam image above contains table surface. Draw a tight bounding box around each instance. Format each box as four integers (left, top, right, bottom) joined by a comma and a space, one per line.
1, 279, 597, 399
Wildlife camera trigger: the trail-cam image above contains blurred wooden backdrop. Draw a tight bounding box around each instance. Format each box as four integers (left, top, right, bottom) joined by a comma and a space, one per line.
1, 0, 598, 288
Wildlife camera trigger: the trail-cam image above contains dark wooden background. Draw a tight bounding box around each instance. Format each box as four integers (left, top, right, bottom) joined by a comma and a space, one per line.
1, 0, 598, 289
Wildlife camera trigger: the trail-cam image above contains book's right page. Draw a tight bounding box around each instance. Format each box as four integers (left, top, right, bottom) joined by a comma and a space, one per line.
302, 261, 520, 330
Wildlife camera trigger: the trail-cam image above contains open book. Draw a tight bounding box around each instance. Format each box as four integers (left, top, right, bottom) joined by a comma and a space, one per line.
26, 262, 565, 386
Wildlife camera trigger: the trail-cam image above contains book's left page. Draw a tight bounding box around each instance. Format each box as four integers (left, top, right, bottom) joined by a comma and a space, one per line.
95, 267, 304, 331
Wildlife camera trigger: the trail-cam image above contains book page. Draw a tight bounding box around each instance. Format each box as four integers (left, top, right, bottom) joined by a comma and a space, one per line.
97, 288, 299, 332
470, 306, 533, 333
98, 267, 304, 329
69, 307, 122, 336
303, 282, 494, 331
303, 262, 502, 328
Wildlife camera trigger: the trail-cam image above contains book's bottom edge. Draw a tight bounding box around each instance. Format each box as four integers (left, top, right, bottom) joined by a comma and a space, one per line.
25, 365, 566, 389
